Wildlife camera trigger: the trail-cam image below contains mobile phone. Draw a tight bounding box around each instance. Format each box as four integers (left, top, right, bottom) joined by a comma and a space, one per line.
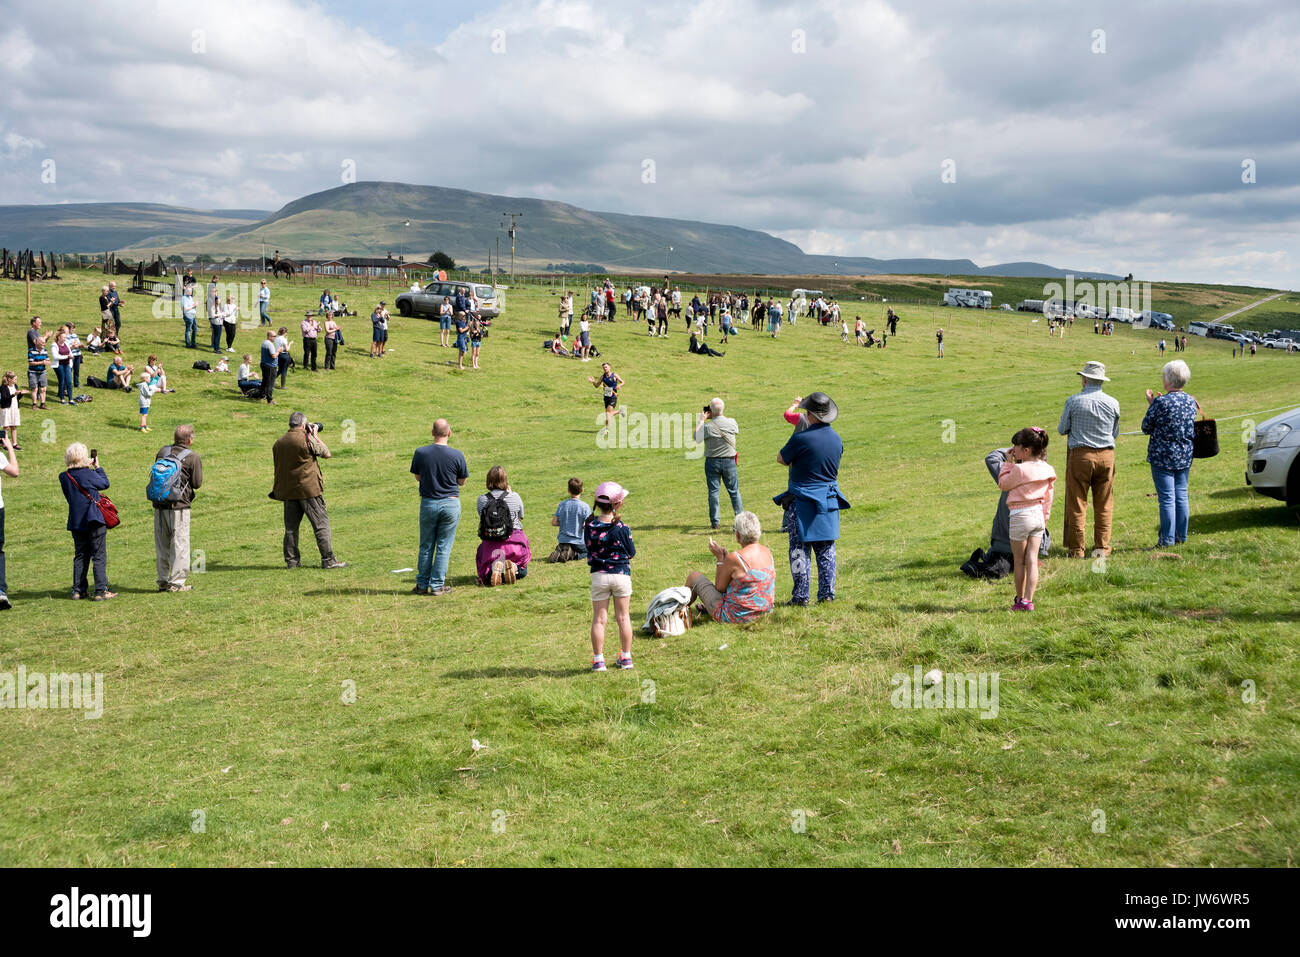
90, 449, 97, 461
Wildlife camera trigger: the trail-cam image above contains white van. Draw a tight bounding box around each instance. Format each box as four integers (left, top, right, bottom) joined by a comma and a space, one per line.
943, 288, 993, 308
1108, 307, 1138, 323
1188, 321, 1211, 337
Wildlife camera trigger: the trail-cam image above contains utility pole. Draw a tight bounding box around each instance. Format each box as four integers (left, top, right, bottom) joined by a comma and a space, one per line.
501, 212, 522, 285
496, 235, 500, 277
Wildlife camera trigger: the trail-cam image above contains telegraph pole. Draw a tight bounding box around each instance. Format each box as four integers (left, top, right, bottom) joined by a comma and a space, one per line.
501, 212, 522, 284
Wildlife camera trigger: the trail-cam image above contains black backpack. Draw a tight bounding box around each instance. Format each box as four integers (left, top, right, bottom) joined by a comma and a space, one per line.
478, 492, 512, 541
193, 360, 211, 371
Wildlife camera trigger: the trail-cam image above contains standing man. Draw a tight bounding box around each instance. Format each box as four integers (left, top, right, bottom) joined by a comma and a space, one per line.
301, 312, 320, 371
151, 424, 203, 592
410, 418, 468, 596
258, 278, 271, 326
271, 412, 347, 569
0, 434, 18, 609
259, 330, 280, 404
696, 397, 743, 530
1058, 360, 1121, 558
107, 280, 123, 334
181, 285, 197, 349
774, 392, 849, 606
26, 316, 42, 351
370, 301, 389, 358
206, 274, 219, 334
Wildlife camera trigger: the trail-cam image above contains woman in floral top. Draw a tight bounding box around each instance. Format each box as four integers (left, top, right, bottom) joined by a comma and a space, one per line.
1141, 360, 1198, 547
685, 511, 775, 623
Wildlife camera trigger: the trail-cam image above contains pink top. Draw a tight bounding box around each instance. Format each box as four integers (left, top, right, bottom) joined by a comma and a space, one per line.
998, 459, 1056, 519
784, 407, 804, 426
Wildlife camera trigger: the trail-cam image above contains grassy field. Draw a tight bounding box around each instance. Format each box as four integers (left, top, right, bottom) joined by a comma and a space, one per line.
0, 267, 1296, 867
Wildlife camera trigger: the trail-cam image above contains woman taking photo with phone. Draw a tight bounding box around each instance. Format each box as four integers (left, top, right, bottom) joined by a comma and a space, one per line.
58, 442, 115, 601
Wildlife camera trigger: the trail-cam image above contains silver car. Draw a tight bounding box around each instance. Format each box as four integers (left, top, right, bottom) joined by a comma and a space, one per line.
395, 280, 500, 320
1245, 406, 1300, 507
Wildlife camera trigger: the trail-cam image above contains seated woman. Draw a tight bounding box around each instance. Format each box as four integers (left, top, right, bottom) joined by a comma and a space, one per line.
550, 334, 567, 355
86, 327, 104, 353
685, 511, 776, 624
475, 465, 532, 586
236, 353, 262, 396
143, 355, 174, 393
689, 329, 724, 357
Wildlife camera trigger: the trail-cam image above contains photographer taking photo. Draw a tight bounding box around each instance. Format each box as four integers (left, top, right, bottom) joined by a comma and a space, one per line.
695, 397, 742, 530
270, 412, 347, 569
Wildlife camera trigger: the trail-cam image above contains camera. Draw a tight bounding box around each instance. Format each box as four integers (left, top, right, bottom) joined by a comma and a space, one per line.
308, 422, 325, 433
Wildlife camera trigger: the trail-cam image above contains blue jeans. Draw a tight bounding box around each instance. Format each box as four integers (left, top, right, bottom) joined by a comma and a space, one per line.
1151, 465, 1190, 545
260, 302, 270, 324
704, 457, 742, 527
184, 313, 197, 347
55, 364, 72, 401
417, 497, 461, 590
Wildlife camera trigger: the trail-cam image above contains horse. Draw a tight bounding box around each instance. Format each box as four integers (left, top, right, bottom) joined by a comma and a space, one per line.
271, 259, 296, 279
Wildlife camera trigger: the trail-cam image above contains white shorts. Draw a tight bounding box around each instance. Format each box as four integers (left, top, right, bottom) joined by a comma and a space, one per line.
590, 572, 632, 602
1008, 505, 1045, 543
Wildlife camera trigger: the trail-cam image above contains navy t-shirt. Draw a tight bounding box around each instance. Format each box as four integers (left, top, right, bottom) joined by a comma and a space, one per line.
411, 444, 469, 498
779, 422, 843, 486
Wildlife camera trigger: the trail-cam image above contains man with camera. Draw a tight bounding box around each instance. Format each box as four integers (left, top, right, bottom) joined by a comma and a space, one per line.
271, 412, 347, 569
695, 397, 742, 530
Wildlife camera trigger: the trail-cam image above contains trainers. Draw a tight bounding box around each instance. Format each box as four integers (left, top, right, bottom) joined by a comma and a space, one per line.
411, 585, 431, 595
322, 559, 349, 569
489, 559, 504, 587
167, 584, 193, 592
431, 586, 453, 596
93, 591, 118, 601
591, 658, 608, 672
786, 597, 809, 607
503, 560, 518, 585
616, 654, 634, 670
0, 593, 10, 611
1021, 599, 1035, 611
1012, 597, 1026, 611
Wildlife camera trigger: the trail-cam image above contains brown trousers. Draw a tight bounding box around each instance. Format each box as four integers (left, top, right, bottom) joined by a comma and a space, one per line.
1064, 447, 1115, 556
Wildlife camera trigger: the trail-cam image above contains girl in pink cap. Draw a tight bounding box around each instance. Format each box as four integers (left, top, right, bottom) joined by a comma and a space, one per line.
997, 427, 1056, 611
583, 481, 636, 671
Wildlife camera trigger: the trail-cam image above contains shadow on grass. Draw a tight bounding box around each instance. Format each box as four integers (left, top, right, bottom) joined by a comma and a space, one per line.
443, 666, 587, 679
1192, 506, 1299, 535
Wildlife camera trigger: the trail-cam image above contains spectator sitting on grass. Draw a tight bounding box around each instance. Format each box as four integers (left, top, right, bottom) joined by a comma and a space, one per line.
684, 511, 775, 624
548, 477, 590, 563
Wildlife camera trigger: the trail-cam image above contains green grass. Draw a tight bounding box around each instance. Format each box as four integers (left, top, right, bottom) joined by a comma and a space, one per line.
0, 268, 1296, 867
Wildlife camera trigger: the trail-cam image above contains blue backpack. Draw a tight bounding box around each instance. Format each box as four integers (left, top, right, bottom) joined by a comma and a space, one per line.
146, 448, 192, 503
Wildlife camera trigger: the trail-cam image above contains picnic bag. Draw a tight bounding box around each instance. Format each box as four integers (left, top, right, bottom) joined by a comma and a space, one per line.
66, 470, 120, 529
1193, 403, 1219, 459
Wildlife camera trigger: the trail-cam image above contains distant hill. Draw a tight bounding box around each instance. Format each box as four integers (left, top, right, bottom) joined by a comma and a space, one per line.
1, 183, 1119, 278
0, 203, 269, 253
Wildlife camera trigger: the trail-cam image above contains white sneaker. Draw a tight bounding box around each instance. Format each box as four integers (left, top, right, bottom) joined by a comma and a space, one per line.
226, 348, 235, 353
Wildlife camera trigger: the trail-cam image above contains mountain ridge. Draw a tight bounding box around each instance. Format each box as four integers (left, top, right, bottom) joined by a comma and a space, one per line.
1, 182, 1120, 278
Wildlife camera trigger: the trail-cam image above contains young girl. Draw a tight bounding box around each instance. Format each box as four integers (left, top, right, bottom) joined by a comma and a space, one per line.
0, 372, 27, 449
584, 481, 636, 671
996, 427, 1056, 611
87, 327, 103, 353
840, 317, 850, 343
469, 314, 483, 370
936, 328, 945, 358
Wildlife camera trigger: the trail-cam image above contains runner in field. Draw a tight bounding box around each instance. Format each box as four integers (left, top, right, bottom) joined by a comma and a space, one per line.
588, 362, 625, 437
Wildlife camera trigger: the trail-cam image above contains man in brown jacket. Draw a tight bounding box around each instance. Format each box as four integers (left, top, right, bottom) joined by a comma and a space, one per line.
153, 424, 203, 592
271, 411, 347, 569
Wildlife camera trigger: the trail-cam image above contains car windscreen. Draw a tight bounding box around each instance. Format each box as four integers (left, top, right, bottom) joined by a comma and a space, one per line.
475, 286, 495, 299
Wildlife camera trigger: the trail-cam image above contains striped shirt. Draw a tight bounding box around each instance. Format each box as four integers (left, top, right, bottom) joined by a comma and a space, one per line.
1058, 384, 1121, 449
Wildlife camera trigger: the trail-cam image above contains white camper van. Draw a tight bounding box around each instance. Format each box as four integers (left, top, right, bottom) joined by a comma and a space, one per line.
943, 288, 993, 309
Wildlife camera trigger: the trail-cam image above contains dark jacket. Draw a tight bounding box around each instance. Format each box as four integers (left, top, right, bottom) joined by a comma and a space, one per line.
271, 429, 325, 500
60, 466, 110, 531
985, 448, 1050, 558
153, 444, 203, 510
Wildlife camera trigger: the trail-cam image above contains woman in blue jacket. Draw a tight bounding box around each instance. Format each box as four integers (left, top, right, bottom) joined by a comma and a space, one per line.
58, 442, 115, 600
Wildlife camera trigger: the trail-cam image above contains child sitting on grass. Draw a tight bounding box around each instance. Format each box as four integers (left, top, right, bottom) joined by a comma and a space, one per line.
584, 481, 636, 671
548, 477, 591, 563
996, 426, 1056, 611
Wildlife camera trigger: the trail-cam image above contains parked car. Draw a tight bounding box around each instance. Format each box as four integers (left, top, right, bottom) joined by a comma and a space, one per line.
1263, 337, 1296, 350
1246, 406, 1300, 507
395, 280, 500, 319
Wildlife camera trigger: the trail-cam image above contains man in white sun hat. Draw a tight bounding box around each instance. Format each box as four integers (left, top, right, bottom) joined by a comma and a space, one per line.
1057, 360, 1121, 558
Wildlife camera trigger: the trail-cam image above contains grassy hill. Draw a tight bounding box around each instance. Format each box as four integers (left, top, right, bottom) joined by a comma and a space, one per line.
0, 267, 1296, 866
0, 182, 1115, 277
0, 203, 268, 254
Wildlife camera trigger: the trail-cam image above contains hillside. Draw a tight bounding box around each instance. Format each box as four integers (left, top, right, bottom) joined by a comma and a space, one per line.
0, 203, 268, 253
2, 182, 1116, 277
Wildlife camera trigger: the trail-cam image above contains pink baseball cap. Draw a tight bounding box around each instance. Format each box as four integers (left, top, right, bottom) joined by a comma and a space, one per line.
594, 481, 629, 505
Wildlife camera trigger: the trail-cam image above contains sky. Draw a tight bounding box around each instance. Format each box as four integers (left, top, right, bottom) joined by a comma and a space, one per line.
1, 0, 1297, 286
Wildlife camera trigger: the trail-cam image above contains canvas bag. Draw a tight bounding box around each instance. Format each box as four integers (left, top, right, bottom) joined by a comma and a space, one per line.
642, 586, 695, 637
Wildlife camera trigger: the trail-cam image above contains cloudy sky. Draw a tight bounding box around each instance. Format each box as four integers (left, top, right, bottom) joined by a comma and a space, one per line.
2, 0, 1297, 285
